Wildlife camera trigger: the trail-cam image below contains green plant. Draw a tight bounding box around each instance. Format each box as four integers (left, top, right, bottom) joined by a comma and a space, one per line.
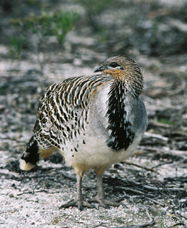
9, 36, 27, 58
9, 10, 79, 57
157, 118, 173, 125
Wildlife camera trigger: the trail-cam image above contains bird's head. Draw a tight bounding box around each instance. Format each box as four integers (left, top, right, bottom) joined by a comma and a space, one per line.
94, 56, 143, 96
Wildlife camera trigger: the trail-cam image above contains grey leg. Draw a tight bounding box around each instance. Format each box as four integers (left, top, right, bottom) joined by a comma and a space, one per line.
95, 174, 120, 208
76, 174, 83, 210
95, 175, 106, 207
59, 174, 92, 210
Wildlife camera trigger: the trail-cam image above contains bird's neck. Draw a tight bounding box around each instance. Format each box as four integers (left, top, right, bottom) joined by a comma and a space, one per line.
104, 68, 143, 97
106, 80, 136, 151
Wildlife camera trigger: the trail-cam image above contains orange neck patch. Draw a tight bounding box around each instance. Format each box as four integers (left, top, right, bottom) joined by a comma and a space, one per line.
103, 69, 125, 81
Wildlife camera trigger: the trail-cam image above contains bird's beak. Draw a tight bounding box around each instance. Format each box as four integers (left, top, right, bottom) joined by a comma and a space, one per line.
94, 65, 107, 72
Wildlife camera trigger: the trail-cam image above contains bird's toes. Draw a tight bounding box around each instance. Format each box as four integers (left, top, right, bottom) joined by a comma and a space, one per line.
94, 196, 120, 208
59, 199, 77, 209
82, 201, 94, 209
59, 199, 94, 210
97, 199, 109, 208
102, 199, 120, 207
77, 200, 83, 211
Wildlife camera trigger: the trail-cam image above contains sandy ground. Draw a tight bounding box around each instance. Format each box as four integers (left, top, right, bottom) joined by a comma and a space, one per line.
1, 0, 187, 227
1, 52, 187, 227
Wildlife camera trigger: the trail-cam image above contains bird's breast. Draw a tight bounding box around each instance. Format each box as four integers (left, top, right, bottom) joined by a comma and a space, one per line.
62, 129, 141, 170
61, 83, 145, 169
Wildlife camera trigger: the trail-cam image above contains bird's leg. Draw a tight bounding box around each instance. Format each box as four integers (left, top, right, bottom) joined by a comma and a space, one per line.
76, 174, 83, 210
59, 173, 92, 210
59, 174, 83, 210
95, 174, 120, 208
95, 174, 106, 207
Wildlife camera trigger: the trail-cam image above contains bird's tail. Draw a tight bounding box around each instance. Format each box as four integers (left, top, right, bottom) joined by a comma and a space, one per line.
19, 136, 39, 171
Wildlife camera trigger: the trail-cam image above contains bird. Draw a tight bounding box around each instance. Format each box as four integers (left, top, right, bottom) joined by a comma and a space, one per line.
19, 56, 147, 210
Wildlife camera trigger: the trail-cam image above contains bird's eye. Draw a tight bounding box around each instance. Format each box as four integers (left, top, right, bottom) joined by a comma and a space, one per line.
109, 62, 119, 68
109, 62, 124, 70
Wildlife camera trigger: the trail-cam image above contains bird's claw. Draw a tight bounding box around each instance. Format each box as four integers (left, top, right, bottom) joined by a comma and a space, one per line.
93, 195, 121, 208
59, 198, 93, 210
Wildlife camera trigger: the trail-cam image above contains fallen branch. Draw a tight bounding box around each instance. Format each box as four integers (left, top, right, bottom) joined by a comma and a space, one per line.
168, 222, 185, 228
139, 146, 187, 160
123, 161, 156, 173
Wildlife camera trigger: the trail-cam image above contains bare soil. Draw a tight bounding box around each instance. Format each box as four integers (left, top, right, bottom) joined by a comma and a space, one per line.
0, 0, 187, 227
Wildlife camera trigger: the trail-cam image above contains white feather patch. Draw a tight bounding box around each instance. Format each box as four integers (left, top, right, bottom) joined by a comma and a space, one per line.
19, 159, 35, 171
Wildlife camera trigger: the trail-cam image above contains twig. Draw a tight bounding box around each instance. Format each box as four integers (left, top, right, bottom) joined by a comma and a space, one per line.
152, 161, 173, 169
119, 179, 187, 195
168, 222, 185, 228
139, 146, 187, 159
123, 161, 156, 173
144, 208, 155, 227
176, 212, 187, 221
141, 184, 187, 193
144, 132, 169, 141
119, 186, 145, 195
119, 186, 165, 206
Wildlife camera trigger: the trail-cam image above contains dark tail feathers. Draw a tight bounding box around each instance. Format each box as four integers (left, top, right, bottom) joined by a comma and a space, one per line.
20, 136, 39, 171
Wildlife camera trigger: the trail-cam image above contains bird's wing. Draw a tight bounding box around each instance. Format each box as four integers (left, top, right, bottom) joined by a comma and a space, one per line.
33, 74, 113, 148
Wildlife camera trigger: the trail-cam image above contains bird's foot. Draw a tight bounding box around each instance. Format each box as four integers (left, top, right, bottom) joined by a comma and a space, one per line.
59, 198, 93, 211
93, 195, 120, 208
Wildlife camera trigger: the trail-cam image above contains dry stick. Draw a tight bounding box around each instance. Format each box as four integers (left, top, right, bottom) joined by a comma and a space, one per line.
144, 132, 169, 141
120, 178, 187, 194
152, 158, 186, 169
152, 161, 173, 169
118, 183, 166, 207
130, 181, 187, 193
145, 207, 155, 227
123, 161, 156, 173
168, 222, 185, 228
120, 186, 145, 195
176, 212, 187, 221
140, 146, 187, 159
121, 186, 165, 207
144, 196, 165, 207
